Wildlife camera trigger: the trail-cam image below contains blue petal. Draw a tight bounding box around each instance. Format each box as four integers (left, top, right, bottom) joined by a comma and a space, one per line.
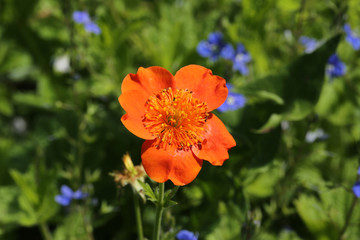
346, 34, 360, 50
73, 189, 88, 200
60, 185, 74, 198
233, 61, 249, 75
357, 167, 360, 175
72, 11, 91, 24
236, 43, 246, 53
343, 24, 360, 50
55, 195, 72, 206
326, 54, 346, 78
197, 32, 226, 61
197, 41, 212, 58
352, 182, 360, 198
327, 53, 337, 64
343, 24, 352, 34
299, 36, 318, 53
84, 22, 101, 35
208, 32, 223, 45
226, 83, 234, 91
176, 230, 198, 240
220, 44, 235, 60
217, 92, 246, 112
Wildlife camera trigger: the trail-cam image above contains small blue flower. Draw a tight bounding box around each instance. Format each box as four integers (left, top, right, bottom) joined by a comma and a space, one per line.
326, 54, 346, 79
84, 22, 101, 35
305, 128, 329, 143
197, 32, 226, 61
352, 181, 360, 198
73, 189, 89, 199
217, 83, 246, 112
357, 167, 360, 175
221, 44, 251, 75
72, 11, 91, 24
343, 24, 360, 50
72, 10, 101, 35
220, 43, 235, 60
55, 185, 88, 206
299, 36, 319, 53
232, 44, 251, 75
176, 230, 198, 240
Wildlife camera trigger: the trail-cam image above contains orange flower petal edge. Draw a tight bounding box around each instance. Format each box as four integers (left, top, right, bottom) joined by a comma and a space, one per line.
119, 65, 236, 185
174, 65, 228, 111
141, 140, 203, 186
191, 114, 236, 166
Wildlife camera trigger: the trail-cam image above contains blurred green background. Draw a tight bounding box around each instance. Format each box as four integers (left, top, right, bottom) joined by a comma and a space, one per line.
1, 0, 360, 239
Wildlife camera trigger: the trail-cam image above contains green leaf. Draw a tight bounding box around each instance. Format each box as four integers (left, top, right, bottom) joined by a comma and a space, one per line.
205, 202, 245, 240
294, 195, 336, 240
9, 169, 39, 205
0, 86, 13, 116
248, 34, 341, 131
0, 186, 22, 224
163, 200, 178, 209
244, 162, 282, 199
53, 211, 89, 240
138, 181, 157, 203
164, 186, 180, 203
8, 165, 58, 226
316, 79, 359, 126
253, 113, 283, 133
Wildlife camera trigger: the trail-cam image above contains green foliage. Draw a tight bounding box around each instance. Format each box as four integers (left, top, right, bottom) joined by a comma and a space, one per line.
4, 165, 58, 226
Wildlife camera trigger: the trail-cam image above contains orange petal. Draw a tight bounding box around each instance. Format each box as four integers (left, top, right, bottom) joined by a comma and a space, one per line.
121, 114, 154, 140
121, 66, 175, 97
192, 114, 236, 166
118, 90, 148, 118
174, 65, 228, 111
141, 140, 203, 186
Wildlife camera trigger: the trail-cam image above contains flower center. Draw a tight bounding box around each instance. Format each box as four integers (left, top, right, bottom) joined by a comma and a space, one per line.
143, 88, 209, 150
226, 96, 235, 105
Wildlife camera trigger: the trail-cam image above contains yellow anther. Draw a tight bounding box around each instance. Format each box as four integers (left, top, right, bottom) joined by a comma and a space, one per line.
143, 88, 208, 149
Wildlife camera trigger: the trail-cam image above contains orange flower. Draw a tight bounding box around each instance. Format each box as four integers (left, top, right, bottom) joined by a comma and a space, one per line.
118, 65, 236, 185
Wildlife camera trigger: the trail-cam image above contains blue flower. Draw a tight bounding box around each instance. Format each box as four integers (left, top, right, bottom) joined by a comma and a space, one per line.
55, 185, 88, 206
326, 54, 346, 78
352, 181, 360, 198
84, 22, 101, 35
232, 44, 251, 75
197, 32, 226, 61
357, 167, 360, 175
299, 36, 319, 53
305, 128, 329, 143
72, 11, 91, 24
72, 10, 101, 35
219, 43, 235, 60
176, 230, 198, 240
343, 24, 360, 50
217, 83, 246, 112
222, 44, 251, 75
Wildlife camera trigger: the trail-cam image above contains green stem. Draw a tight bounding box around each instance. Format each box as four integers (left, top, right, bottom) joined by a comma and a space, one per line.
153, 182, 165, 240
338, 196, 358, 239
133, 190, 144, 240
39, 222, 53, 240
79, 205, 95, 240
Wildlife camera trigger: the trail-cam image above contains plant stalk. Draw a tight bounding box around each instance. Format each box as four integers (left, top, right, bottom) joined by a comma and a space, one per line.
134, 190, 144, 240
39, 222, 53, 240
153, 182, 165, 240
338, 196, 358, 240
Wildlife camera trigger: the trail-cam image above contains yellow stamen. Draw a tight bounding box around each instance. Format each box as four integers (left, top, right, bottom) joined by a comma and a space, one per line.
143, 88, 209, 150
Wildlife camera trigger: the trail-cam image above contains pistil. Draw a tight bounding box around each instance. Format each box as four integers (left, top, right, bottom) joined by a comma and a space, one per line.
143, 88, 209, 149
